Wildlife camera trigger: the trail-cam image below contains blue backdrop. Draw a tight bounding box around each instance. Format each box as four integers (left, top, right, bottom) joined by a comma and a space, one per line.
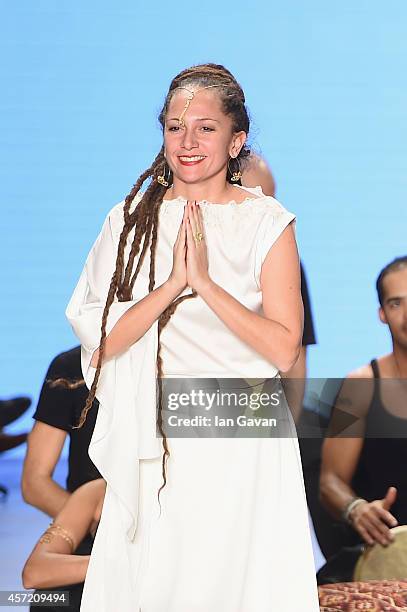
1, 2, 406, 449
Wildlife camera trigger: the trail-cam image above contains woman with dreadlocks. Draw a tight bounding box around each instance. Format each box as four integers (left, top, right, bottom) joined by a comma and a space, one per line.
66, 64, 319, 611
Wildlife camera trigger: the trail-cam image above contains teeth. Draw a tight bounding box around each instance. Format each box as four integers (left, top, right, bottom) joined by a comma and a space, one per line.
179, 156, 205, 162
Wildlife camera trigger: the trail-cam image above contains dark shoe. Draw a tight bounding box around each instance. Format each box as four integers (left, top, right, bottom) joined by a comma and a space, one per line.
0, 432, 28, 453
0, 397, 31, 428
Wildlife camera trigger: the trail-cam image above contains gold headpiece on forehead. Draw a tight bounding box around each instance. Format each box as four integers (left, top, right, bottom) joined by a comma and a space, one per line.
172, 84, 225, 127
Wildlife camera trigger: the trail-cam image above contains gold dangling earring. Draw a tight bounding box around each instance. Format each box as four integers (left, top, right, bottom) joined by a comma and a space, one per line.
228, 155, 242, 182
157, 162, 171, 187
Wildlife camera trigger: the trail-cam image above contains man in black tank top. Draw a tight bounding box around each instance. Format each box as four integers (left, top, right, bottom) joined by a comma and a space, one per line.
317, 256, 407, 583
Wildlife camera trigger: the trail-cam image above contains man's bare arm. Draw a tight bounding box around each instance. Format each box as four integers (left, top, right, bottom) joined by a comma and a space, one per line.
320, 436, 365, 521
319, 370, 373, 520
21, 421, 69, 518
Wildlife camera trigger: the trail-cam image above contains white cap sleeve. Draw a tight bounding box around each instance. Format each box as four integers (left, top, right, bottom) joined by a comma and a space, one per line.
254, 202, 296, 288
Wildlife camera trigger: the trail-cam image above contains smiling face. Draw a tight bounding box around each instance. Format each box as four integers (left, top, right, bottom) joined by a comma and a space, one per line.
379, 267, 407, 349
163, 87, 246, 188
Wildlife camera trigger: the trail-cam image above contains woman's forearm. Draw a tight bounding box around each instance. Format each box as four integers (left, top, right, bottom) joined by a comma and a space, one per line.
91, 279, 183, 366
198, 280, 300, 372
22, 553, 90, 589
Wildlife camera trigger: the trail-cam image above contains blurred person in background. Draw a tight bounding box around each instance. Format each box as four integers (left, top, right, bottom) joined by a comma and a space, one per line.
319, 256, 407, 583
0, 396, 31, 453
0, 396, 31, 497
22, 479, 106, 608
21, 346, 101, 610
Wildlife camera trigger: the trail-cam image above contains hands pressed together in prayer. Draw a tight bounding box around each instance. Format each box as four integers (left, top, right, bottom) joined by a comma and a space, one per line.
169, 200, 211, 295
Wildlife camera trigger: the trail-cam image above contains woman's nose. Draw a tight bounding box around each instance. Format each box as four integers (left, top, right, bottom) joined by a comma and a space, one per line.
181, 127, 198, 150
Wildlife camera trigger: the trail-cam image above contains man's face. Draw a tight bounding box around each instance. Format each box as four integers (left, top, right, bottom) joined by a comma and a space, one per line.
379, 267, 407, 348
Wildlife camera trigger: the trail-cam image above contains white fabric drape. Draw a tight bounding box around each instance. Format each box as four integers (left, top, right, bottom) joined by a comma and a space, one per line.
65, 189, 320, 611
66, 208, 161, 609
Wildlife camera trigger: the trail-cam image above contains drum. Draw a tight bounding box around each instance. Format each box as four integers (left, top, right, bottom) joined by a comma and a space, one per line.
353, 525, 407, 581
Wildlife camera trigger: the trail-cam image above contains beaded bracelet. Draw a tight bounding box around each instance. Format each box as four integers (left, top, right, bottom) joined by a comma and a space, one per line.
342, 497, 367, 524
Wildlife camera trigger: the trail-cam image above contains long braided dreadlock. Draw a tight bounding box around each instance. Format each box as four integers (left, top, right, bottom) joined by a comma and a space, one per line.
59, 63, 252, 502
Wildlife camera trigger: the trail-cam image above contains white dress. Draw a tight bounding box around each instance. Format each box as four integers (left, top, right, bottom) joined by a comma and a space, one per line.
66, 185, 320, 611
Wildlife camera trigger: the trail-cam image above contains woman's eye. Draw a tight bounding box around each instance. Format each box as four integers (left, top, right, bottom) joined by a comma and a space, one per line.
166, 125, 214, 132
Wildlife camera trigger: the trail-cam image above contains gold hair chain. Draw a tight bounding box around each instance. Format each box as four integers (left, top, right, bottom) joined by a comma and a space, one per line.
177, 89, 194, 128
174, 84, 225, 128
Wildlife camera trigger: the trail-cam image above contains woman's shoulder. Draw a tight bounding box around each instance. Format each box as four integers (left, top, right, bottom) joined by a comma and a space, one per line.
239, 185, 295, 218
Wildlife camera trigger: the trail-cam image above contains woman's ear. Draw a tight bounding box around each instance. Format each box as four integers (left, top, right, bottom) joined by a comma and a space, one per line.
229, 131, 247, 158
